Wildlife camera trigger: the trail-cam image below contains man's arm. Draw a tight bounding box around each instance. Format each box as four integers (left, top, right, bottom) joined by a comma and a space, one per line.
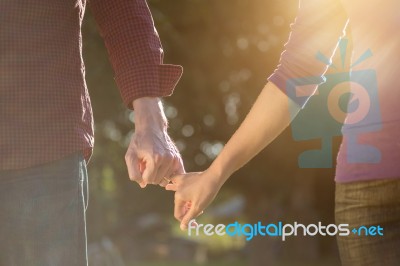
89, 0, 184, 187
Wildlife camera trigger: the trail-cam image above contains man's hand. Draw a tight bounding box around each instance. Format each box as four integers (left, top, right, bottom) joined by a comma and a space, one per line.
125, 97, 185, 188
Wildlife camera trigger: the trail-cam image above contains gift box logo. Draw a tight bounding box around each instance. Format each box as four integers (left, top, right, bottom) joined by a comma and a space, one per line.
287, 39, 382, 168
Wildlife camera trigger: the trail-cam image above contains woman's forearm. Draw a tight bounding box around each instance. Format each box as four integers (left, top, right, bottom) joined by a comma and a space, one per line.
209, 81, 300, 184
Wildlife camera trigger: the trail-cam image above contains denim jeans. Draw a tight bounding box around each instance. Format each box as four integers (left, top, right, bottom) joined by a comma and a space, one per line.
335, 178, 400, 266
0, 152, 88, 266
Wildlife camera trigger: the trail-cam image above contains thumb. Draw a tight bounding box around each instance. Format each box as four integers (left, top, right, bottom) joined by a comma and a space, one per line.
126, 153, 146, 188
137, 160, 147, 188
165, 174, 184, 191
169, 173, 186, 184
141, 157, 156, 185
165, 183, 178, 191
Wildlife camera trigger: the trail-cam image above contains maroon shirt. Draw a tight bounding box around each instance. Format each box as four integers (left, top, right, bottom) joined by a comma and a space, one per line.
0, 0, 182, 170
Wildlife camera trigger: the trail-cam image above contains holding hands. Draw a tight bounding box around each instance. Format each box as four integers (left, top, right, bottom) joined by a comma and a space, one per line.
127, 83, 294, 230
164, 83, 295, 230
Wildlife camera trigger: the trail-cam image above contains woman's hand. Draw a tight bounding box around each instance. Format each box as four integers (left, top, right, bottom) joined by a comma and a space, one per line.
166, 169, 225, 230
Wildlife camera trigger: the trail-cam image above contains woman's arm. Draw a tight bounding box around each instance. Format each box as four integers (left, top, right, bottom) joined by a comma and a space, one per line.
168, 0, 348, 230
210, 82, 299, 182
167, 82, 299, 229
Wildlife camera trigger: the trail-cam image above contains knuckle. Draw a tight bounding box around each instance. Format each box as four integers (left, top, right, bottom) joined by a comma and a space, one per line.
182, 217, 191, 224
165, 152, 174, 161
129, 175, 140, 182
150, 180, 159, 185
154, 150, 174, 164
142, 175, 151, 182
153, 153, 162, 164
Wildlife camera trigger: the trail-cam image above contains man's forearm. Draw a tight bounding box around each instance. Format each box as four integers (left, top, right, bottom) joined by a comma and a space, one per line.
133, 97, 168, 132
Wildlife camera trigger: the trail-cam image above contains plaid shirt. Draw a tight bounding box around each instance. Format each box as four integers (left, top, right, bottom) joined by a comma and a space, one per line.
0, 0, 182, 170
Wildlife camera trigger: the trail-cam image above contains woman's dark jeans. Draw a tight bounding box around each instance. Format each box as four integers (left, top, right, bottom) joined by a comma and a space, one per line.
336, 178, 400, 266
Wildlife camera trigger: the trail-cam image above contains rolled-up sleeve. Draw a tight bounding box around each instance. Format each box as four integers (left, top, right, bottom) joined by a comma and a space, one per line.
268, 0, 348, 108
89, 0, 183, 109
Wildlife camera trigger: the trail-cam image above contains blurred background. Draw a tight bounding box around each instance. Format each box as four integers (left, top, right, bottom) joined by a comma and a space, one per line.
82, 0, 344, 265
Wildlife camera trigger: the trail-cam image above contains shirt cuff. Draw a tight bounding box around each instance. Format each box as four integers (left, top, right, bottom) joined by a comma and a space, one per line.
115, 64, 183, 109
268, 71, 326, 109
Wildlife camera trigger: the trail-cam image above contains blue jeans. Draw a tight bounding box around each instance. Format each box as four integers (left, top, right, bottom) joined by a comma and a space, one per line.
0, 152, 88, 266
335, 178, 400, 266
